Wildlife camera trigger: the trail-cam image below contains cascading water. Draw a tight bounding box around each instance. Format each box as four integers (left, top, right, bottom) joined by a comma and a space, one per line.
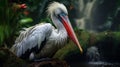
86, 46, 100, 62
75, 0, 98, 32
75, 0, 117, 32
85, 46, 120, 67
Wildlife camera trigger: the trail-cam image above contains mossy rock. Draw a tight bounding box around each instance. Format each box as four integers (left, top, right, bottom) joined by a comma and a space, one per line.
0, 48, 28, 67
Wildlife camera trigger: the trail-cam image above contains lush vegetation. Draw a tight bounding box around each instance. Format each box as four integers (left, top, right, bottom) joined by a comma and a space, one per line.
0, 0, 120, 66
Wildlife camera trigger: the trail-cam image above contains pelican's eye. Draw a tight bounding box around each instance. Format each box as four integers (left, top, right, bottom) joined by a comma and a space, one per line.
58, 12, 67, 23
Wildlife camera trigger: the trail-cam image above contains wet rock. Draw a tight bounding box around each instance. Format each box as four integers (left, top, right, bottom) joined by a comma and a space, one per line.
29, 59, 69, 67
0, 48, 69, 67
0, 48, 28, 67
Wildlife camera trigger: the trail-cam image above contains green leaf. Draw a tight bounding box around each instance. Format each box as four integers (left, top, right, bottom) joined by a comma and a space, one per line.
19, 18, 33, 25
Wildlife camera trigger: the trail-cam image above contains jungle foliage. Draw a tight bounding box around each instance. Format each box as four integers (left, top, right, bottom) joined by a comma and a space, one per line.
0, 0, 120, 48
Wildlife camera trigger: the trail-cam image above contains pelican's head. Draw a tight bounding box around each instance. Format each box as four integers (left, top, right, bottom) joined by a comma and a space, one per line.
47, 2, 68, 17
47, 2, 83, 53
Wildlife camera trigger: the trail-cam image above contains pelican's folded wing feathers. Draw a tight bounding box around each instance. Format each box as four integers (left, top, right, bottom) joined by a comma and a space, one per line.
11, 23, 52, 57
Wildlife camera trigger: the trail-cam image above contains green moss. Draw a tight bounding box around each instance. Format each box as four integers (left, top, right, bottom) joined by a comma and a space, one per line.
53, 41, 78, 60
53, 30, 88, 59
78, 31, 90, 49
54, 31, 120, 60
0, 48, 28, 67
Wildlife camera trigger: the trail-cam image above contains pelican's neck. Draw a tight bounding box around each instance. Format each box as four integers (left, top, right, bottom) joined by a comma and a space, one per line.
51, 14, 66, 31
51, 14, 68, 46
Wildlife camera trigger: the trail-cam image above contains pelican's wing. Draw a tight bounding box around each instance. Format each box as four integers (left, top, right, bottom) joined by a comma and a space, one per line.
11, 23, 52, 57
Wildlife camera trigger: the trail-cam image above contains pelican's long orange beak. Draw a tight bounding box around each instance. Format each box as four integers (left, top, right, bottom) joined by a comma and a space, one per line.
59, 14, 83, 53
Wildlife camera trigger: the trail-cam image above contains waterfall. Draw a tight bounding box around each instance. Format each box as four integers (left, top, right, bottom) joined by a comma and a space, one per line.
84, 0, 96, 19
75, 0, 118, 32
78, 0, 84, 13
75, 0, 97, 32
86, 46, 100, 62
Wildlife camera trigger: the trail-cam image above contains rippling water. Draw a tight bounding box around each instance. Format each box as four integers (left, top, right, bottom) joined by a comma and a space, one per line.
69, 61, 120, 67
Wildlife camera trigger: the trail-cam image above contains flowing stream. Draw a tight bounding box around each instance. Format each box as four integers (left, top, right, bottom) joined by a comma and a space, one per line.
67, 46, 120, 67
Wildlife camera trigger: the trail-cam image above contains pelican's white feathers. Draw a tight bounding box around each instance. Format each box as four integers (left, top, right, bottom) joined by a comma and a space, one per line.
11, 23, 52, 57
47, 2, 68, 16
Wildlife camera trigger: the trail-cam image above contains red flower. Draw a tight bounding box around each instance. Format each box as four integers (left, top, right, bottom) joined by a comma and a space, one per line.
20, 4, 27, 9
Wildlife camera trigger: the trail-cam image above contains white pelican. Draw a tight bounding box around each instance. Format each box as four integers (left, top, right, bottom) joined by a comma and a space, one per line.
11, 2, 83, 60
